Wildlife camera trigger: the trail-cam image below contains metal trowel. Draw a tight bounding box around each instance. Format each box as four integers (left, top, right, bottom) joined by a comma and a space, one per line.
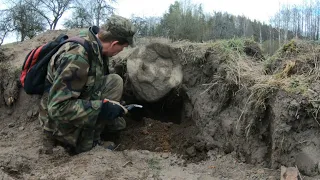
124, 104, 143, 111
124, 104, 144, 121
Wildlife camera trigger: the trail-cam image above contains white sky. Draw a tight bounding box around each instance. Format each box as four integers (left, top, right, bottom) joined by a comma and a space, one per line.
114, 0, 304, 23
1, 0, 305, 44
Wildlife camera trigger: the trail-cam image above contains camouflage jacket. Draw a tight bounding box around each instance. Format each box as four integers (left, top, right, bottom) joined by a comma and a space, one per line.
39, 26, 108, 135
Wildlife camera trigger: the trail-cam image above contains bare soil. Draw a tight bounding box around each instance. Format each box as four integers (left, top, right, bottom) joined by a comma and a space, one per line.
0, 30, 319, 179
0, 89, 279, 180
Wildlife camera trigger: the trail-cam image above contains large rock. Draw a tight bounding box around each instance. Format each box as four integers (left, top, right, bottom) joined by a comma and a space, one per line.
127, 43, 183, 102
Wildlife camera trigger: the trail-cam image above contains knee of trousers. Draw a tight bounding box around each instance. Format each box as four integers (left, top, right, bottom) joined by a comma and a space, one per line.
107, 74, 123, 91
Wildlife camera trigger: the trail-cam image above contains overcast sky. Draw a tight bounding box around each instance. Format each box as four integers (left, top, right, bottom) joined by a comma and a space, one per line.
1, 0, 305, 44
113, 0, 304, 23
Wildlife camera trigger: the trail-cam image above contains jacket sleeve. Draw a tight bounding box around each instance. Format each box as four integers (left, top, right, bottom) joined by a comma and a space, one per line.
47, 44, 102, 127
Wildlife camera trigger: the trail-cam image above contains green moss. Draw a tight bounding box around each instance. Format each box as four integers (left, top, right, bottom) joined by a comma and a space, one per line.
180, 38, 251, 67
214, 38, 247, 55
282, 40, 298, 54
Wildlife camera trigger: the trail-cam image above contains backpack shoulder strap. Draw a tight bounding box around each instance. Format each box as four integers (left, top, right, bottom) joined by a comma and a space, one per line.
42, 36, 95, 93
55, 34, 69, 44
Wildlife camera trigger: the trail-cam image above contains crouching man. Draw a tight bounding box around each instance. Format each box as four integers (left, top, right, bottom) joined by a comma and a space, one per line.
39, 15, 136, 154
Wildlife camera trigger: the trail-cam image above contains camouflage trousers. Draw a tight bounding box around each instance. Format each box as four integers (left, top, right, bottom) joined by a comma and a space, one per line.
47, 74, 126, 153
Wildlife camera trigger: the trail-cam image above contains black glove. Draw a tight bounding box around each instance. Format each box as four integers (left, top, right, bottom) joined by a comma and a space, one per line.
98, 99, 128, 121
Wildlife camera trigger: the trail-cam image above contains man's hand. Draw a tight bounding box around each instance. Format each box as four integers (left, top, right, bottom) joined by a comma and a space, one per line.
104, 99, 128, 114
98, 99, 128, 121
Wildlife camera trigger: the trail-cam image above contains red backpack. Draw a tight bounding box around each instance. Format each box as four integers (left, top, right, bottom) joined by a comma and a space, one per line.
20, 34, 93, 95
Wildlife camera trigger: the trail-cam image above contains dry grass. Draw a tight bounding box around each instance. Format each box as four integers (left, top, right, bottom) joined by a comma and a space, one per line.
212, 39, 266, 88
245, 40, 320, 97
134, 37, 172, 47
5, 33, 320, 123
185, 38, 320, 135
267, 40, 320, 95
76, 37, 320, 112
175, 38, 278, 136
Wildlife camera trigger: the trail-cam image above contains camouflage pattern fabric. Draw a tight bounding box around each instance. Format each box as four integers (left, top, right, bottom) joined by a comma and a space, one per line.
101, 15, 136, 46
39, 27, 125, 153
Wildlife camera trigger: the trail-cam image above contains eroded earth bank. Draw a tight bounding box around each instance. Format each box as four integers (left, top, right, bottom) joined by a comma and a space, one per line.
0, 31, 319, 179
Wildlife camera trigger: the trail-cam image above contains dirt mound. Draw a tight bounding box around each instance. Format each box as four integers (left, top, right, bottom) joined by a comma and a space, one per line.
2, 29, 82, 69
243, 39, 265, 60
1, 30, 320, 179
115, 38, 320, 177
0, 89, 279, 179
111, 38, 320, 178
173, 39, 320, 177
266, 39, 320, 76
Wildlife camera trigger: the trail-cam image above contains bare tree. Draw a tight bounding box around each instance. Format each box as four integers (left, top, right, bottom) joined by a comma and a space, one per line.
277, 2, 282, 46
7, 0, 46, 41
63, 5, 91, 28
259, 23, 262, 44
66, 0, 115, 28
282, 4, 290, 43
91, 0, 116, 27
269, 0, 320, 41
25, 0, 74, 30
0, 10, 14, 45
291, 6, 300, 38
316, 0, 320, 40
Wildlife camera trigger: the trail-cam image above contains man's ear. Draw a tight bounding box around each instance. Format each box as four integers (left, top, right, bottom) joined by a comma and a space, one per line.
110, 41, 119, 47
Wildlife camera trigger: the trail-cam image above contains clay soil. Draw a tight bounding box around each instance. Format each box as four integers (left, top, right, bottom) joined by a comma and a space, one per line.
0, 30, 319, 179
0, 90, 279, 180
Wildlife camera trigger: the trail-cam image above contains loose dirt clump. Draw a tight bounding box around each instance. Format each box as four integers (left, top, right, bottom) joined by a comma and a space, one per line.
117, 117, 208, 162
243, 39, 265, 60
0, 57, 20, 108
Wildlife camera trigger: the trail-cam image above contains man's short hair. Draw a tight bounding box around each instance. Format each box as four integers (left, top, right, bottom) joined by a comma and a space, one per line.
98, 15, 136, 46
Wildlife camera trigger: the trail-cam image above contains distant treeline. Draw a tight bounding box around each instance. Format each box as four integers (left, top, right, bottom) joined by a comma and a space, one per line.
130, 0, 320, 55
1, 0, 320, 55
